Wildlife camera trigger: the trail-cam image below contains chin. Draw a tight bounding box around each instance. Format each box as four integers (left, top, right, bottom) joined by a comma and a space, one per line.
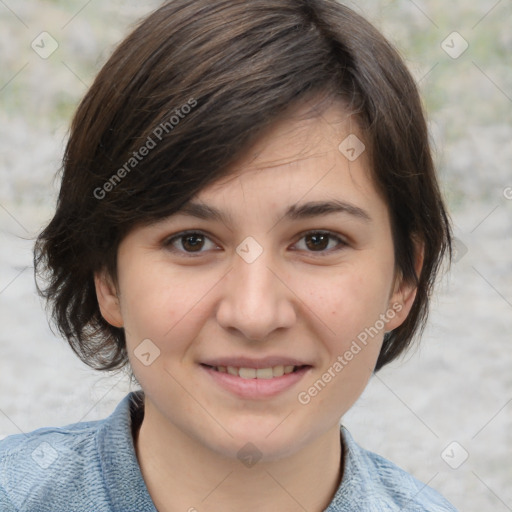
207, 417, 313, 462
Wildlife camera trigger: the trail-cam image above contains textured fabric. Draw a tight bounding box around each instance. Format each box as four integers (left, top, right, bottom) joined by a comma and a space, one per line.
0, 392, 457, 511
327, 428, 457, 512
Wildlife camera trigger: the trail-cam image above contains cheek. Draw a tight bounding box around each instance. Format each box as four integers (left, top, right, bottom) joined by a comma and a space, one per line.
297, 258, 392, 406
299, 273, 386, 415
309, 262, 392, 342
118, 260, 205, 351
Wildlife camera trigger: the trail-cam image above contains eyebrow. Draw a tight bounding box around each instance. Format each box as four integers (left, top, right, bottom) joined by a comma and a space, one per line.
175, 199, 372, 226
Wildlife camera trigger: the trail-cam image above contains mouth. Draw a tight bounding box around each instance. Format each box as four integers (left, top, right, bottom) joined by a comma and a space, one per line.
199, 361, 312, 399
200, 364, 309, 379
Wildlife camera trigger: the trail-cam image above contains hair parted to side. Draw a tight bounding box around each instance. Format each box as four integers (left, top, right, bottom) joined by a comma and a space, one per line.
34, 0, 452, 373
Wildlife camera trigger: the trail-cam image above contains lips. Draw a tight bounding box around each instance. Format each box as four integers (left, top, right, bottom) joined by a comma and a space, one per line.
200, 356, 310, 369
199, 357, 312, 399
202, 364, 305, 379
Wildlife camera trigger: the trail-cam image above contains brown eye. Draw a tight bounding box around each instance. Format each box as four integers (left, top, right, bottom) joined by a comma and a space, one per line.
305, 232, 330, 251
164, 231, 217, 255
294, 231, 347, 255
181, 233, 205, 252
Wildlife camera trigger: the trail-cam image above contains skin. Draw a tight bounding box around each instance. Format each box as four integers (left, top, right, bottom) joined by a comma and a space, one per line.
95, 97, 422, 512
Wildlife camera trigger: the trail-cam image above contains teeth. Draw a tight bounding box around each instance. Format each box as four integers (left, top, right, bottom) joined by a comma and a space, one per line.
239, 367, 257, 379
256, 368, 273, 379
273, 365, 284, 377
215, 365, 300, 379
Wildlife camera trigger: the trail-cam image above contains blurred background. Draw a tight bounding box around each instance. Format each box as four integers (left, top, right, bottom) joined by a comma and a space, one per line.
0, 1, 511, 510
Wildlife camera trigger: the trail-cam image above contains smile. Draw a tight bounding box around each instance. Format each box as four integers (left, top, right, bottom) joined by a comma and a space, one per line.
200, 363, 312, 399
204, 364, 304, 379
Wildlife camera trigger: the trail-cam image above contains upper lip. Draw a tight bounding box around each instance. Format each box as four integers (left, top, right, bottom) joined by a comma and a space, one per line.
200, 357, 312, 369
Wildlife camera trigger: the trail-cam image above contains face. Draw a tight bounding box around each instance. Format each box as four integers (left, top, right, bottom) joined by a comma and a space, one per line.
96, 98, 419, 462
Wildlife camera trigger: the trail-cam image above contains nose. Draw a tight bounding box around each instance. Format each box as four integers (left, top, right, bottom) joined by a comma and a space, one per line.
215, 244, 297, 341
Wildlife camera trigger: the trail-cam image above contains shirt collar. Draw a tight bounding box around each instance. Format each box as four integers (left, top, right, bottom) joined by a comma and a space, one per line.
96, 391, 156, 512
96, 392, 385, 512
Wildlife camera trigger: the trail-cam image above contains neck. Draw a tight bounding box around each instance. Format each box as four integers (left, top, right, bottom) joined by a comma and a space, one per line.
133, 398, 343, 512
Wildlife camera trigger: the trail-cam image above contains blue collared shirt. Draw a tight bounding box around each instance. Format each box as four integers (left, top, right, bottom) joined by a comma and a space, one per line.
0, 392, 457, 511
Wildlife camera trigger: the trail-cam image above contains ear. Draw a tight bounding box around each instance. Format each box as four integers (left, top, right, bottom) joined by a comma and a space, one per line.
385, 239, 424, 332
94, 270, 124, 328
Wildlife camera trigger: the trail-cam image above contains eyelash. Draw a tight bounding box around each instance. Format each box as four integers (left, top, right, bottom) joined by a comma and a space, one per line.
163, 230, 348, 257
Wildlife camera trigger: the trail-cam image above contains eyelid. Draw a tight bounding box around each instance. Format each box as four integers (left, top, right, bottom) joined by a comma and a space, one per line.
163, 229, 220, 255
291, 229, 348, 256
163, 229, 349, 256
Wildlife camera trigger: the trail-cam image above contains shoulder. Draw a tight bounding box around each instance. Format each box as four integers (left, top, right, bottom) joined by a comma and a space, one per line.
0, 392, 146, 512
326, 426, 458, 512
0, 417, 104, 511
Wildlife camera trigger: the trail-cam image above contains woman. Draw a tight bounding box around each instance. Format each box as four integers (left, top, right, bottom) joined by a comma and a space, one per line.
1, 1, 456, 510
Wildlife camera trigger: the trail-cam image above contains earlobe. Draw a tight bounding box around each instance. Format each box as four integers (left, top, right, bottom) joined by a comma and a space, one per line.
94, 271, 124, 328
385, 281, 417, 332
385, 240, 424, 331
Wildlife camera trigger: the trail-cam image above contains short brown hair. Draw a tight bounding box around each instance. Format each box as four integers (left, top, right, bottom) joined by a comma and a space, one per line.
34, 0, 452, 372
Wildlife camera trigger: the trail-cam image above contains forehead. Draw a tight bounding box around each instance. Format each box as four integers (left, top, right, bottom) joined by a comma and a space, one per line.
227, 97, 363, 173
193, 98, 382, 215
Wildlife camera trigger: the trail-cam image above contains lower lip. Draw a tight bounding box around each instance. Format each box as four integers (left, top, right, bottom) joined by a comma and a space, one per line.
200, 365, 311, 399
